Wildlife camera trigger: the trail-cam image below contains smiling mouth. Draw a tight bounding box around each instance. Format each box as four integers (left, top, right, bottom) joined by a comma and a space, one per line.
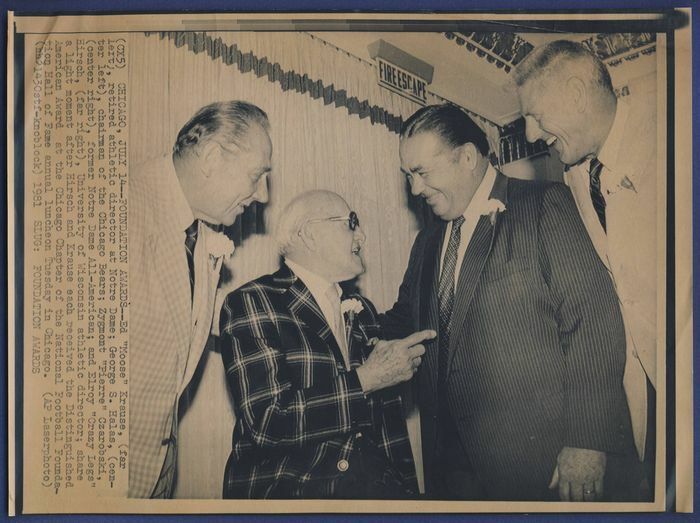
545, 136, 558, 146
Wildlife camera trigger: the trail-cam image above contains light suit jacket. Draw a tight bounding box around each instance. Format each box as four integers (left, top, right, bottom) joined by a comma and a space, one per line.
564, 89, 657, 459
128, 155, 223, 497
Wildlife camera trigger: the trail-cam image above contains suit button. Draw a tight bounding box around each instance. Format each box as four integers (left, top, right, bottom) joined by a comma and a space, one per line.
337, 459, 349, 472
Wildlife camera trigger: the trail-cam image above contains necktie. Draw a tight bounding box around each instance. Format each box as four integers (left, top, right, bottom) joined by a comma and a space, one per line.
184, 220, 199, 299
437, 216, 465, 389
589, 158, 607, 232
325, 285, 349, 369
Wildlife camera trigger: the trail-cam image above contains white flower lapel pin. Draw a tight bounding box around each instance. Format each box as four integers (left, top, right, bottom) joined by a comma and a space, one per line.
341, 298, 364, 316
207, 230, 235, 260
481, 198, 506, 226
620, 176, 637, 193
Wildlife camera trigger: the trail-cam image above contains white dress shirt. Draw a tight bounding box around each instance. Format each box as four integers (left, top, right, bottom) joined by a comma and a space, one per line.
285, 259, 350, 369
439, 163, 498, 290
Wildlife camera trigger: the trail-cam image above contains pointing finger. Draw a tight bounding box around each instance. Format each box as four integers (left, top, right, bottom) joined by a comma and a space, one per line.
397, 330, 436, 348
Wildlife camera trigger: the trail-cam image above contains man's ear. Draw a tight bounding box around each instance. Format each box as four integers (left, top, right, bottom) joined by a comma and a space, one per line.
297, 224, 317, 252
458, 142, 479, 171
198, 142, 221, 178
567, 76, 588, 113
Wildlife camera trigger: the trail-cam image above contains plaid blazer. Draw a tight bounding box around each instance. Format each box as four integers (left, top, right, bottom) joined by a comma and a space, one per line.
219, 264, 417, 499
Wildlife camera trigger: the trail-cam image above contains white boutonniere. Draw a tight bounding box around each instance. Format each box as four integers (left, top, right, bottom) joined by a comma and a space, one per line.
341, 298, 364, 316
207, 231, 235, 260
481, 198, 506, 226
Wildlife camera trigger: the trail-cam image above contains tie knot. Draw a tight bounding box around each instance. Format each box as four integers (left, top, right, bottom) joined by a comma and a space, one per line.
589, 157, 604, 179
185, 220, 199, 240
452, 216, 465, 230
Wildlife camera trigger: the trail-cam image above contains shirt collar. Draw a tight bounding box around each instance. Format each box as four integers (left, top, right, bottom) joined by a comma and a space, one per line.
285, 258, 342, 303
461, 162, 498, 222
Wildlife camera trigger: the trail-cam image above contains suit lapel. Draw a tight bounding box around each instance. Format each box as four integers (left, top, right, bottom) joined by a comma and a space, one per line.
150, 228, 191, 369
419, 221, 445, 331
282, 266, 346, 370
181, 227, 225, 392
446, 170, 508, 374
564, 167, 610, 270
418, 221, 446, 397
345, 311, 363, 368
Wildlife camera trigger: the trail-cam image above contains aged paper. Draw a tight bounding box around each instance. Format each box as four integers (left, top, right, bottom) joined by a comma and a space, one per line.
8, 10, 693, 514
22, 30, 130, 499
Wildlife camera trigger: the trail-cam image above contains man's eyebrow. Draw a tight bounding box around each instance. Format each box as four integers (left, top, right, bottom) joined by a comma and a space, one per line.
400, 164, 423, 175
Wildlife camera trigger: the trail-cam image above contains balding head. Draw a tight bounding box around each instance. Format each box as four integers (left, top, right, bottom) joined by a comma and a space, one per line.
276, 190, 339, 256
276, 190, 366, 283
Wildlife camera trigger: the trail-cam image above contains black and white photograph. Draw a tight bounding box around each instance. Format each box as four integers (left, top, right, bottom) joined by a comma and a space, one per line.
8, 10, 693, 514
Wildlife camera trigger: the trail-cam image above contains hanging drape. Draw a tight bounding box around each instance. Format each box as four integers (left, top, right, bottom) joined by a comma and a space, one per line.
128, 31, 497, 498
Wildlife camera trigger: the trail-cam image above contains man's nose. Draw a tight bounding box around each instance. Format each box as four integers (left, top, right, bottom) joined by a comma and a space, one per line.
524, 116, 542, 144
253, 173, 269, 204
409, 175, 425, 196
354, 225, 366, 244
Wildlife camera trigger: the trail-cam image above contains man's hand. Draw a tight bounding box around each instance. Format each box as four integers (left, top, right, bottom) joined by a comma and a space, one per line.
356, 330, 435, 394
549, 446, 606, 501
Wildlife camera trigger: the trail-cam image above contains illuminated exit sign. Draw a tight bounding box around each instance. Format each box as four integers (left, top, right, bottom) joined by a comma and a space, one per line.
376, 57, 428, 105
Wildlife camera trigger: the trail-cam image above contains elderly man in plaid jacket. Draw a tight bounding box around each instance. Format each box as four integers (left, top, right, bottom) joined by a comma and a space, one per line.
219, 190, 434, 499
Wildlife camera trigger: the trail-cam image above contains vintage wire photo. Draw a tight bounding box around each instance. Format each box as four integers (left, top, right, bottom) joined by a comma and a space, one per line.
7, 10, 694, 514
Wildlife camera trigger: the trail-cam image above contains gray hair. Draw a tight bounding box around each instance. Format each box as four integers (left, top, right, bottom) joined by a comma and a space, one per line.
512, 40, 614, 95
275, 190, 344, 257
172, 100, 270, 161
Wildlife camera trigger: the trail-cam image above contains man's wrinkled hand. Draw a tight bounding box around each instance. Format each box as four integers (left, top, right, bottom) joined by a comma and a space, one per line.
549, 446, 606, 501
356, 330, 435, 393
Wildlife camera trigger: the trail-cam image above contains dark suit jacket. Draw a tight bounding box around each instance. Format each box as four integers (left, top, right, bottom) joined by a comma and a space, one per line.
219, 264, 417, 499
382, 171, 634, 500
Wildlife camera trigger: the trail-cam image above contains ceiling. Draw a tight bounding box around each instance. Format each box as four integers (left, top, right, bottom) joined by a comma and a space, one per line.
310, 31, 657, 127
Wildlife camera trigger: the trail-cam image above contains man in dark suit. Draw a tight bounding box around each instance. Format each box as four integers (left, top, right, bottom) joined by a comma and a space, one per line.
382, 104, 635, 501
219, 190, 434, 499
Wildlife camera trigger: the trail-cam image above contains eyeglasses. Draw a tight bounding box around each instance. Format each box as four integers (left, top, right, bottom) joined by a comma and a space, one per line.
305, 211, 360, 231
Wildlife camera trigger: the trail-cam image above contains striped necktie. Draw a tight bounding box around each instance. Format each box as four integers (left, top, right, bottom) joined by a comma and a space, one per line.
184, 220, 199, 298
588, 158, 607, 232
437, 216, 465, 389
